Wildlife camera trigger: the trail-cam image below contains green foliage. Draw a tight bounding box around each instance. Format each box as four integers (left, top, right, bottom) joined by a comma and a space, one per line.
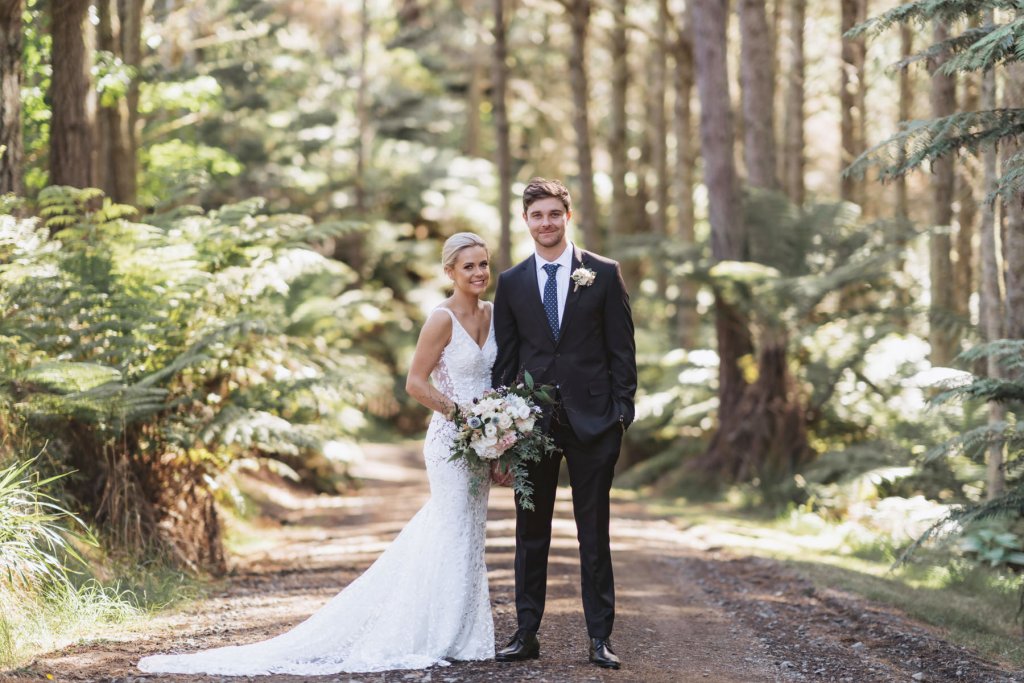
897, 341, 1024, 564
846, 1, 1024, 200
957, 522, 1024, 570
0, 459, 89, 594
622, 192, 925, 497
0, 186, 398, 570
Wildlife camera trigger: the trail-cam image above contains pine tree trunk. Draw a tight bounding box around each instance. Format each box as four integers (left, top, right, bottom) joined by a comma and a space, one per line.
929, 20, 958, 366
839, 0, 865, 205
955, 72, 979, 325
492, 0, 512, 272
672, 12, 698, 348
651, 0, 668, 237
649, 0, 669, 295
50, 0, 95, 188
0, 0, 23, 195
609, 0, 638, 289
980, 41, 1005, 498
118, 0, 141, 204
895, 24, 912, 220
1004, 61, 1024, 341
567, 0, 599, 251
691, 0, 753, 463
465, 49, 484, 158
96, 0, 134, 203
354, 0, 370, 213
739, 0, 776, 189
782, 0, 804, 205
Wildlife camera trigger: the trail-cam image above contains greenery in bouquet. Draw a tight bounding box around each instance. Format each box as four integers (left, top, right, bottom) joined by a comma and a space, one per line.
448, 373, 558, 510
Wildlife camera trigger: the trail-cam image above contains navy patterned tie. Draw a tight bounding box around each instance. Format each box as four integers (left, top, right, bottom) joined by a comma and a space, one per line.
542, 263, 560, 339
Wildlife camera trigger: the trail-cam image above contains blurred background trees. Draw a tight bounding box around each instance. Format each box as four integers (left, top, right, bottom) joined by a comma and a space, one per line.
2, 0, 1024, 664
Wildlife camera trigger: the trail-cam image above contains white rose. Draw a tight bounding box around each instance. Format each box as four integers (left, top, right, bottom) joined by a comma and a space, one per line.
485, 423, 497, 438
498, 413, 513, 429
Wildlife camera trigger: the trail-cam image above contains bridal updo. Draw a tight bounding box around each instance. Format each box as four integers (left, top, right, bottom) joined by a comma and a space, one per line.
441, 232, 488, 270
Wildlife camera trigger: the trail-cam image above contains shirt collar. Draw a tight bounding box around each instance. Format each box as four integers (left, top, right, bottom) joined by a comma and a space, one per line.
535, 242, 574, 273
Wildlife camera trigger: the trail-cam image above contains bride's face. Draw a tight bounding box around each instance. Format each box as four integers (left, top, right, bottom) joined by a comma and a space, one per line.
447, 246, 490, 296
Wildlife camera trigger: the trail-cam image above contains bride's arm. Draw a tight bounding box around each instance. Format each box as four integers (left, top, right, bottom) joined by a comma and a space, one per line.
406, 311, 457, 418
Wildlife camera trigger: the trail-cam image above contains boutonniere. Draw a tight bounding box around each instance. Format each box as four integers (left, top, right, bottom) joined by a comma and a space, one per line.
571, 266, 596, 292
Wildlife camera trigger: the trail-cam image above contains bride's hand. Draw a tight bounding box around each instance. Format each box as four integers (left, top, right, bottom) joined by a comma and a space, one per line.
490, 461, 514, 487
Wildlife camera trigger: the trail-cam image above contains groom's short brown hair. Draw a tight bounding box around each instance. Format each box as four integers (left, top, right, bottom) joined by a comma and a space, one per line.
522, 178, 572, 213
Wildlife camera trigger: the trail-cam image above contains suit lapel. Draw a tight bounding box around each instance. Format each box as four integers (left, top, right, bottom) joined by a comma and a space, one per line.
557, 245, 585, 346
517, 255, 556, 345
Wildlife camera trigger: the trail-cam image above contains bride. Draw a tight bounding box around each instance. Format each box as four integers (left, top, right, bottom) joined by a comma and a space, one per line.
138, 232, 497, 675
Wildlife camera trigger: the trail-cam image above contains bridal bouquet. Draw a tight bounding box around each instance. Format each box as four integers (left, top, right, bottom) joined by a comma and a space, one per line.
448, 373, 557, 510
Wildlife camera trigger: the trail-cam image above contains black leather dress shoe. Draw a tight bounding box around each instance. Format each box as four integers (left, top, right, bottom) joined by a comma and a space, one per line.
589, 637, 621, 669
495, 630, 540, 661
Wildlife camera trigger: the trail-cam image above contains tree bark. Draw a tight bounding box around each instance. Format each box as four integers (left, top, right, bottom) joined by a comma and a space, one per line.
691, 0, 751, 427
96, 0, 135, 203
608, 0, 627, 236
0, 0, 23, 195
1004, 63, 1024, 341
839, 0, 865, 205
118, 0, 142, 203
355, 0, 370, 213
979, 32, 1005, 498
50, 0, 95, 188
692, 0, 743, 263
693, 0, 812, 490
782, 0, 804, 204
955, 71, 979, 325
672, 10, 698, 348
567, 0, 599, 250
739, 0, 777, 189
895, 24, 912, 220
492, 0, 512, 272
650, 0, 668, 240
928, 20, 958, 365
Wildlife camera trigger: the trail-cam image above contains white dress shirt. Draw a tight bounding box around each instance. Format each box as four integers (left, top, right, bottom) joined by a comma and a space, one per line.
535, 242, 573, 328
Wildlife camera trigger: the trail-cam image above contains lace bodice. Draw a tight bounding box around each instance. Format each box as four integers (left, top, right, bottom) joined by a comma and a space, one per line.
137, 303, 497, 676
429, 305, 497, 407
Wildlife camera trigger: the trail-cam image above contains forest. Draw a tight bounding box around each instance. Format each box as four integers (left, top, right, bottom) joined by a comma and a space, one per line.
2, 0, 1024, 676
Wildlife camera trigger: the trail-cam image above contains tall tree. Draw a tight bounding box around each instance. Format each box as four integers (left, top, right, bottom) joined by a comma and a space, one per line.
355, 0, 370, 213
894, 24, 912, 220
649, 0, 669, 248
50, 0, 95, 188
0, 0, 22, 195
1004, 61, 1024, 340
839, 0, 866, 205
119, 0, 142, 202
96, 0, 134, 203
608, 0, 628, 251
979, 23, 1004, 497
929, 20, 958, 366
955, 71, 979, 324
671, 5, 698, 348
492, 0, 512, 272
782, 0, 804, 204
739, 0, 777, 189
691, 0, 756, 475
564, 0, 599, 250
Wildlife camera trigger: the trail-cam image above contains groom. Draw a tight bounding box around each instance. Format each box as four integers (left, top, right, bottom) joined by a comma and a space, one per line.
491, 178, 636, 670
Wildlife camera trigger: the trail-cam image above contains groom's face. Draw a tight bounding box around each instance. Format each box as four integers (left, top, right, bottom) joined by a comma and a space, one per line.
524, 197, 570, 251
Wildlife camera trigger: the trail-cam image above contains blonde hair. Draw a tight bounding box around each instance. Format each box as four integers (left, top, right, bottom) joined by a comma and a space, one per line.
441, 232, 488, 270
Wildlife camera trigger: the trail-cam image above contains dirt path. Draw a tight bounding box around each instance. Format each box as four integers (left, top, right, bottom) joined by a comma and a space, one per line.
11, 443, 1022, 682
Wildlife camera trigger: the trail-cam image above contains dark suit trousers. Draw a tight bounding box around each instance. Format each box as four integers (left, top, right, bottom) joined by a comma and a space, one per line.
514, 404, 621, 639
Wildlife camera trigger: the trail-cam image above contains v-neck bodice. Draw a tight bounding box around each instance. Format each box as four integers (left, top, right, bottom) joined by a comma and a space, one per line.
430, 305, 496, 406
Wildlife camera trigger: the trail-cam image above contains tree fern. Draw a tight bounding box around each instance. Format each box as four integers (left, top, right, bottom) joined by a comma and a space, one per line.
0, 187, 401, 571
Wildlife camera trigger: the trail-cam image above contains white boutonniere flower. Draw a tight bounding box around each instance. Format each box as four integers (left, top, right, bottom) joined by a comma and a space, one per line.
571, 266, 596, 292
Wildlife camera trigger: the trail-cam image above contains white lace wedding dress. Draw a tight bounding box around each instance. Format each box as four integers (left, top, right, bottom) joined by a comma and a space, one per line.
138, 306, 497, 675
